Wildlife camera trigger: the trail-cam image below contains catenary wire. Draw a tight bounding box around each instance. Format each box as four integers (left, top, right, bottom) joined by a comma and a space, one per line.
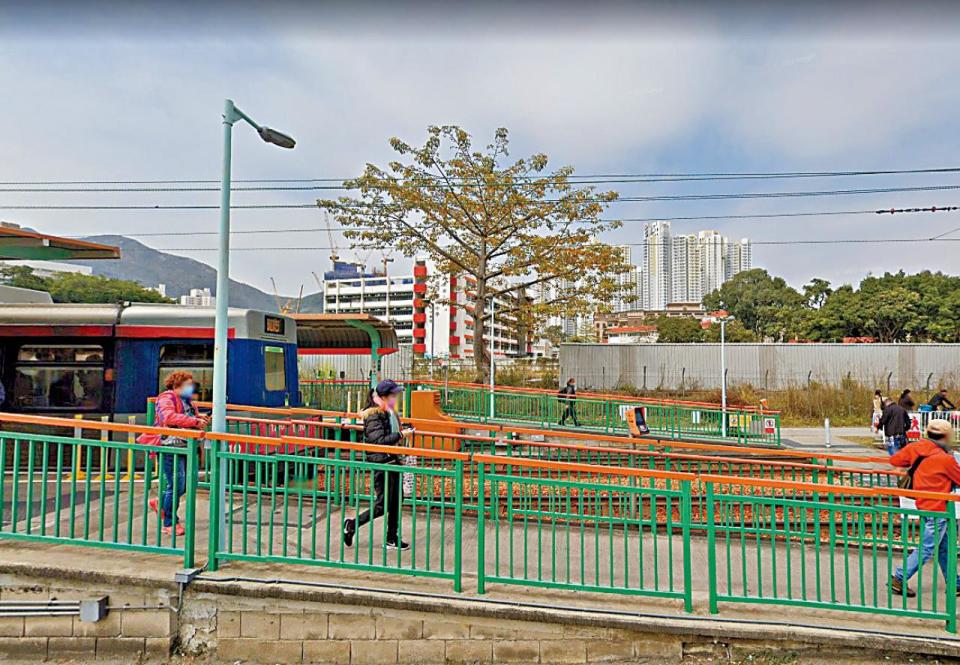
2, 166, 960, 186
150, 238, 960, 252
4, 184, 960, 201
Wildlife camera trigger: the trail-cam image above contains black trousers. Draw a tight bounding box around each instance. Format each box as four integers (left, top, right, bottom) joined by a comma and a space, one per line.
354, 466, 402, 541
560, 402, 580, 426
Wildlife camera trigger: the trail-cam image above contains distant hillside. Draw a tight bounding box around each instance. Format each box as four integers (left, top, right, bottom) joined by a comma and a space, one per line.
68, 235, 323, 312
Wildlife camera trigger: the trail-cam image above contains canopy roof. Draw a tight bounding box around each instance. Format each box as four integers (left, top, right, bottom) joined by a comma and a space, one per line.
0, 227, 120, 261
292, 313, 398, 355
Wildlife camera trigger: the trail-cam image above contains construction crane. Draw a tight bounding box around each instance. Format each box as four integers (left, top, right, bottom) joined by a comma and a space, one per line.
324, 211, 339, 267
270, 277, 300, 315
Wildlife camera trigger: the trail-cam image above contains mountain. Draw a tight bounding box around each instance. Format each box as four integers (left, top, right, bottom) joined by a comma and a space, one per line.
69, 235, 323, 312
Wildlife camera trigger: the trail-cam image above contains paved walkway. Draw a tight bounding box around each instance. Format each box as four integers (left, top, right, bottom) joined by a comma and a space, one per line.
1, 485, 957, 643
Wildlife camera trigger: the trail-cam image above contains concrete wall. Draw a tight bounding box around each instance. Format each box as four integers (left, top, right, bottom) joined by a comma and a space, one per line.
560, 343, 960, 391
5, 565, 960, 663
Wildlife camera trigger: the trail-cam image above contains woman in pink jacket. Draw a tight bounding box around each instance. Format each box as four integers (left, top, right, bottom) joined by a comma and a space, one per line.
146, 371, 209, 535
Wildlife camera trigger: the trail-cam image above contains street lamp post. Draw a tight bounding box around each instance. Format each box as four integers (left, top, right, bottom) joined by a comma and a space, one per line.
719, 315, 734, 438
489, 298, 496, 420
210, 99, 294, 570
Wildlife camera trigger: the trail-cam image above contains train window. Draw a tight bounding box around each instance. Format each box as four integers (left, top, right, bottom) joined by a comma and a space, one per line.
158, 343, 214, 402
13, 344, 105, 410
264, 346, 286, 392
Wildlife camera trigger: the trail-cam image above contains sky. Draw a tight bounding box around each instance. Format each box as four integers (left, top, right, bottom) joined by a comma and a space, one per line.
1, 1, 959, 296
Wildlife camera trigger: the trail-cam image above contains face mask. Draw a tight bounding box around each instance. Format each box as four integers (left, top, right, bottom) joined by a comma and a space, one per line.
179, 384, 195, 399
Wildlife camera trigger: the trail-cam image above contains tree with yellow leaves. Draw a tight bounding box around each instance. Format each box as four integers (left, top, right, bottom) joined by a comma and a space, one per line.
318, 126, 627, 381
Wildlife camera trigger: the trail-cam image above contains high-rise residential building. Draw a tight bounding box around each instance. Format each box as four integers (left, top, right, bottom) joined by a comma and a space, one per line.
612, 244, 641, 312
698, 230, 727, 297
642, 221, 672, 310
634, 222, 751, 307
670, 234, 702, 303
725, 238, 753, 279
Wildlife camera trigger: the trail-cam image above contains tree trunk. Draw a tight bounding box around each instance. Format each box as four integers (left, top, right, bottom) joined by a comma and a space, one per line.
473, 283, 489, 384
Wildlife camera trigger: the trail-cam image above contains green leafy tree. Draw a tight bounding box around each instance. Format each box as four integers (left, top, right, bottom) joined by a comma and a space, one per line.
1, 265, 51, 292
803, 278, 833, 308
318, 125, 627, 381
3, 266, 172, 304
654, 316, 704, 343
702, 269, 804, 337
703, 319, 759, 343
48, 273, 172, 304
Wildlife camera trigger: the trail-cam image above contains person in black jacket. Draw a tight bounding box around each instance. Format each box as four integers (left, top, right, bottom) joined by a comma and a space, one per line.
928, 389, 957, 412
343, 380, 412, 551
879, 397, 912, 455
558, 377, 580, 427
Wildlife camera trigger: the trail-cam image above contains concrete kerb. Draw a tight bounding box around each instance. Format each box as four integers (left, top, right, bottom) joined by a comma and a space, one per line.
4, 558, 960, 660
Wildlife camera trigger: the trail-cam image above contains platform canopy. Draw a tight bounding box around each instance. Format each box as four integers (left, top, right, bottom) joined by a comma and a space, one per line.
0, 226, 121, 261
292, 313, 398, 354
292, 313, 399, 388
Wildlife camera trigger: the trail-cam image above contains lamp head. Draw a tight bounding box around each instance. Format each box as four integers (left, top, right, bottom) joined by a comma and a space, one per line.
258, 126, 296, 149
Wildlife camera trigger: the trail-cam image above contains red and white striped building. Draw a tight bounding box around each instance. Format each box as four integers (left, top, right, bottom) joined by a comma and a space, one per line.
324, 259, 531, 359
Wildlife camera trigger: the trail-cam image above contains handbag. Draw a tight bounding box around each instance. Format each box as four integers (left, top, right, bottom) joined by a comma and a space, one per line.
897, 456, 925, 490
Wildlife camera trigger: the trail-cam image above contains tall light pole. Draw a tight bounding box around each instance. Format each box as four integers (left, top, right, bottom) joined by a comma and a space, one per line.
381, 256, 394, 320
718, 314, 734, 438
489, 297, 496, 419
210, 99, 294, 569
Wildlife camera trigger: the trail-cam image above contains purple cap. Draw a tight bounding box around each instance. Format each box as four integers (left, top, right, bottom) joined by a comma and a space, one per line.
375, 379, 403, 397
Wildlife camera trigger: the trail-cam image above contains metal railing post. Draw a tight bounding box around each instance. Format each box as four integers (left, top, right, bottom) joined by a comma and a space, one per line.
183, 444, 198, 568
476, 462, 486, 595
453, 458, 464, 592
706, 482, 718, 614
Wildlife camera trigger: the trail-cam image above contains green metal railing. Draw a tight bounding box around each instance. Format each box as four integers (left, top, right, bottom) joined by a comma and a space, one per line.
706, 483, 957, 630
5, 410, 959, 633
301, 380, 782, 447
476, 457, 693, 608
0, 430, 197, 566
433, 384, 781, 446
206, 438, 464, 589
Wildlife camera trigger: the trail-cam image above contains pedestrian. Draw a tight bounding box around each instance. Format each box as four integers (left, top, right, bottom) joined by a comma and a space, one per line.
888, 420, 960, 597
871, 389, 884, 433
879, 397, 911, 456
927, 388, 957, 412
138, 371, 209, 536
558, 377, 580, 427
899, 389, 914, 408
343, 380, 414, 551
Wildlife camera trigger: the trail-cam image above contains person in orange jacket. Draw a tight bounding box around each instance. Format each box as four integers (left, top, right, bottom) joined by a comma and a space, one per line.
888, 419, 960, 597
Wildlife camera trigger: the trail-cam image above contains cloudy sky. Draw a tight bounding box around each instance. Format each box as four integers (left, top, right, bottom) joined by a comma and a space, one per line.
1, 2, 959, 295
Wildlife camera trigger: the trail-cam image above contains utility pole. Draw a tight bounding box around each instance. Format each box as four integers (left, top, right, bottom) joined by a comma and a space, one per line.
489, 297, 496, 419
381, 255, 394, 320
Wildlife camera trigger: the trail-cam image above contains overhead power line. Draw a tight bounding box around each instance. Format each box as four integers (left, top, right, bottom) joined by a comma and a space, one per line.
4, 184, 960, 204
151, 237, 960, 252
67, 207, 959, 239
4, 183, 960, 202
2, 166, 959, 186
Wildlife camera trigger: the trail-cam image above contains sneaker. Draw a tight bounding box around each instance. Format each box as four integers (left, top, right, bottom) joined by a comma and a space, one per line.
161, 523, 185, 537
890, 576, 916, 598
343, 519, 355, 548
386, 539, 410, 551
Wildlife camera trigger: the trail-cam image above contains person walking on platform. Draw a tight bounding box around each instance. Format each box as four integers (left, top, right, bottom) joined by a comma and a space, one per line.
889, 420, 960, 597
879, 397, 911, 456
343, 380, 414, 551
138, 371, 209, 536
558, 377, 580, 427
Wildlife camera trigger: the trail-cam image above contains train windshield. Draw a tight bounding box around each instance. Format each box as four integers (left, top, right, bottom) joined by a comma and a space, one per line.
158, 343, 214, 402
13, 344, 105, 410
